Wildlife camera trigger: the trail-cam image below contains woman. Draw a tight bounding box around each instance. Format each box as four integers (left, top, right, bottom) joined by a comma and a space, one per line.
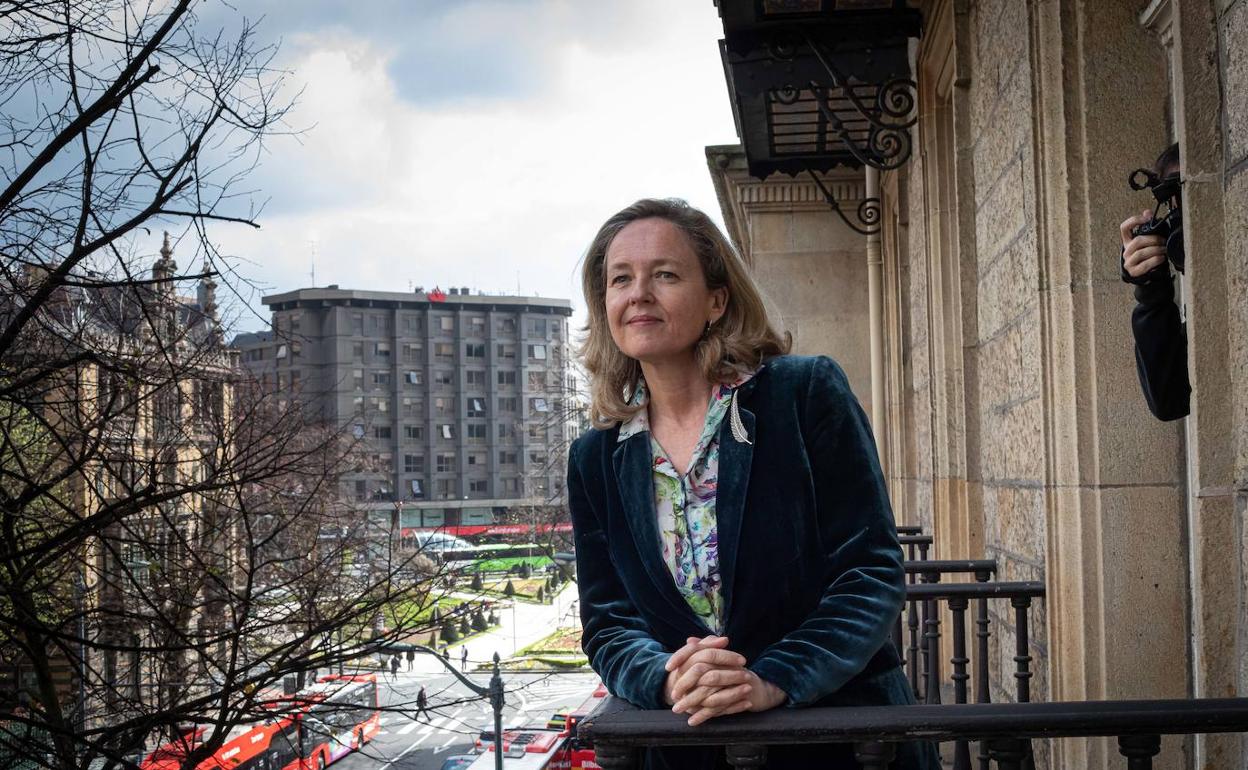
567, 198, 938, 769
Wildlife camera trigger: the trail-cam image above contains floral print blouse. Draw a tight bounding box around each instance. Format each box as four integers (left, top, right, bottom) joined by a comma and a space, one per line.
617, 368, 758, 634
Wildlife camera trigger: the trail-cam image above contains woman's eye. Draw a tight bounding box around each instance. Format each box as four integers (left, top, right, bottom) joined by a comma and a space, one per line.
656, 271, 676, 280
609, 275, 628, 285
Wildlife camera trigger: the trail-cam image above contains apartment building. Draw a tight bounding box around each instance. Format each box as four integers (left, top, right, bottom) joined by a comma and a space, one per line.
235, 286, 576, 511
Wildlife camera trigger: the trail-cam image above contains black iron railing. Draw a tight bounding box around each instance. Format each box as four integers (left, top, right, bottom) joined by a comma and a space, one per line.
579, 696, 1248, 770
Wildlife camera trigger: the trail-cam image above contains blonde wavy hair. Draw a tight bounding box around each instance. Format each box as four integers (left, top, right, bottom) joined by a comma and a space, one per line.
579, 198, 791, 428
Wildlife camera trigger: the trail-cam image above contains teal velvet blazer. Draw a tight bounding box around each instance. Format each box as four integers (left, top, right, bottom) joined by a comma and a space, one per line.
568, 355, 936, 768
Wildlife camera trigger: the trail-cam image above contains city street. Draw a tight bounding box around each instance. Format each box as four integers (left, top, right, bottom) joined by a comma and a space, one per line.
337, 670, 600, 770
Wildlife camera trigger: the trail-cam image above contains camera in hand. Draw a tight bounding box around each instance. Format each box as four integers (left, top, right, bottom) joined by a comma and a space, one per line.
1127, 167, 1185, 274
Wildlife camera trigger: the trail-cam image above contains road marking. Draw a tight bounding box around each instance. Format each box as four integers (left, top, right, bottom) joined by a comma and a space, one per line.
398, 720, 420, 735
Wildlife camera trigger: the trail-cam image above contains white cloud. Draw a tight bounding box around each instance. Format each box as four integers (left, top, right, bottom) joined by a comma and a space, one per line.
211, 0, 739, 332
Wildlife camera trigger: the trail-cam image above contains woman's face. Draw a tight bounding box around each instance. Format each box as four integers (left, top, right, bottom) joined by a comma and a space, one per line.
603, 217, 727, 369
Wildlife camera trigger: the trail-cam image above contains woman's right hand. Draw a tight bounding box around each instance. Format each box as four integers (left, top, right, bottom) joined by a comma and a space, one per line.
1121, 209, 1168, 278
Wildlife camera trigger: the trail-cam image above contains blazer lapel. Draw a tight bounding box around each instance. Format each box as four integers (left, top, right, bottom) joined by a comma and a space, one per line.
716, 387, 757, 627
611, 432, 704, 629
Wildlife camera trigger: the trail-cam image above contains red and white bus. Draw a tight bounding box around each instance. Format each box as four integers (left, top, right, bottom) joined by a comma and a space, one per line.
140, 674, 380, 770
467, 683, 606, 770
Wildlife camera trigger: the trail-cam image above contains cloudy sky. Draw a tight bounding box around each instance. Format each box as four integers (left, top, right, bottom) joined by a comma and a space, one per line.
204, 0, 740, 333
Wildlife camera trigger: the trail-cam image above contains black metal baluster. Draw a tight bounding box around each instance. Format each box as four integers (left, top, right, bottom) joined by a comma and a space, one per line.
986, 738, 1029, 770
1118, 735, 1161, 770
908, 584, 922, 698
854, 741, 897, 770
725, 744, 766, 769
922, 571, 941, 704
975, 569, 992, 770
1012, 596, 1035, 770
950, 596, 971, 770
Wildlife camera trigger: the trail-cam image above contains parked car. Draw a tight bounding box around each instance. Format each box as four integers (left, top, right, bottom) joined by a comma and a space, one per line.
439, 754, 478, 770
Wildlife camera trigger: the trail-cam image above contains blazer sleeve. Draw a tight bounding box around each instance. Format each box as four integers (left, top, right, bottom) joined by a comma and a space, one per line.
747, 356, 906, 706
568, 440, 672, 709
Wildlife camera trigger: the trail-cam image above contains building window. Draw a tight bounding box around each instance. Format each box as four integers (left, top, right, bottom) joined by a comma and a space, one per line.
352, 341, 364, 360
374, 342, 391, 359
352, 314, 364, 336
497, 370, 516, 386
497, 422, 515, 440
527, 371, 545, 389
499, 397, 517, 413
404, 425, 423, 440
354, 479, 367, 499
530, 397, 549, 413
373, 426, 392, 439
501, 477, 519, 495
466, 370, 485, 387
439, 315, 454, 332
497, 317, 516, 334
528, 344, 547, 361
403, 314, 424, 333
373, 397, 389, 413
467, 397, 486, 417
405, 370, 422, 385
438, 423, 454, 440
403, 343, 423, 362
403, 397, 421, 417
434, 397, 451, 415
468, 316, 486, 335
275, 344, 288, 359
434, 370, 454, 386
467, 452, 485, 467
436, 478, 454, 498
404, 454, 424, 473
409, 478, 424, 498
465, 343, 485, 359
373, 371, 390, 386
529, 451, 547, 467
467, 424, 486, 441
435, 342, 454, 361
529, 318, 547, 336
352, 369, 364, 390
352, 397, 364, 416
499, 450, 517, 465
496, 343, 515, 360
468, 479, 488, 495
436, 454, 456, 473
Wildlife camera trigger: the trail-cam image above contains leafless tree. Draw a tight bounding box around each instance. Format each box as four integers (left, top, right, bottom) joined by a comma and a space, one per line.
0, 3, 448, 768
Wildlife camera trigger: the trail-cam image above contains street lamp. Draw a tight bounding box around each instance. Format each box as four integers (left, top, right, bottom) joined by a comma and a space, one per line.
403, 645, 506, 770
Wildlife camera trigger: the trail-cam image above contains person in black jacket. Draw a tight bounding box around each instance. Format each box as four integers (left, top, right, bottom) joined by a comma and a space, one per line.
1119, 143, 1190, 421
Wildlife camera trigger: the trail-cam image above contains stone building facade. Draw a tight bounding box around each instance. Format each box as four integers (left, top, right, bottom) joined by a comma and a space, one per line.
709, 1, 1246, 768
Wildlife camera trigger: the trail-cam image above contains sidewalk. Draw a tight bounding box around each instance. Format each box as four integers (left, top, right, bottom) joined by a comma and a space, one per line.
400, 582, 579, 676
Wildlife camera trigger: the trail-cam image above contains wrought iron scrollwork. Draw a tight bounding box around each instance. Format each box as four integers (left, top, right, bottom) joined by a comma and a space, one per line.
807, 169, 881, 236
768, 32, 918, 171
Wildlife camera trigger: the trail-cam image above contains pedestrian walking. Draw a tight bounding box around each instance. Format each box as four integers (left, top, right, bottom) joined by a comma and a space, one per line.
389, 654, 400, 679
416, 686, 428, 719
405, 648, 415, 671
460, 647, 468, 671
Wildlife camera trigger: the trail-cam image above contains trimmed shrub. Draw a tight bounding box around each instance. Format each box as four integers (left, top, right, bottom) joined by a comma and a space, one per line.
459, 617, 471, 636
441, 620, 460, 643
471, 572, 484, 591
472, 611, 488, 632
519, 562, 532, 579
503, 579, 516, 597
536, 585, 545, 602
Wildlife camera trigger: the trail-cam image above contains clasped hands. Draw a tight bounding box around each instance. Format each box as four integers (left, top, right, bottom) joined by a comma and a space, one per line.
662, 635, 787, 726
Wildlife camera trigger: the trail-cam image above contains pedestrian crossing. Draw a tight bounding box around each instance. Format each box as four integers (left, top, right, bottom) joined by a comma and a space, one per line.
373, 676, 597, 750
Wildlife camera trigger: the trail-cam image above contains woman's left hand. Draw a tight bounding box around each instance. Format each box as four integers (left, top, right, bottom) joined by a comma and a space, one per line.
673, 668, 788, 726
